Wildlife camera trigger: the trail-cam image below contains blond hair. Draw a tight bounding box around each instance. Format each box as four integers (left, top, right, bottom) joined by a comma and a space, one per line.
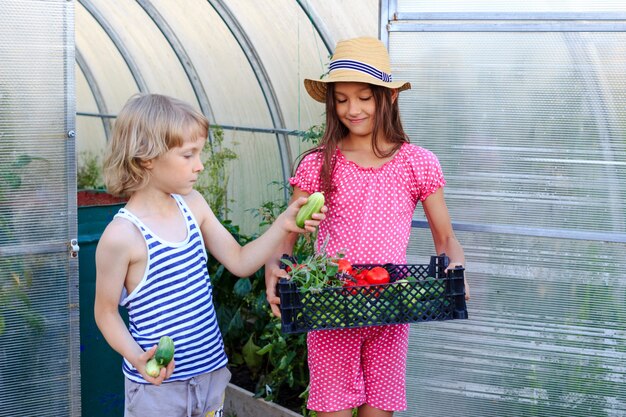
103, 93, 208, 197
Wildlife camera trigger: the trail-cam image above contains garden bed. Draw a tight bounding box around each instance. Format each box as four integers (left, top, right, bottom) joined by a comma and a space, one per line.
225, 383, 301, 417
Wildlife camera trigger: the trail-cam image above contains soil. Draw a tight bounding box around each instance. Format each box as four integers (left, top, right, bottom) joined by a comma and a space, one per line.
77, 190, 127, 207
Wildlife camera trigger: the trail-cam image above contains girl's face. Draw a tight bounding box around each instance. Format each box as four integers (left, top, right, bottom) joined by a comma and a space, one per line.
147, 132, 206, 196
333, 82, 376, 138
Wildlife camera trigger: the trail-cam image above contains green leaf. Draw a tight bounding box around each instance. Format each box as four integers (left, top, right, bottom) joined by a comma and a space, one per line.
234, 278, 252, 297
256, 343, 273, 356
242, 335, 262, 370
226, 310, 244, 336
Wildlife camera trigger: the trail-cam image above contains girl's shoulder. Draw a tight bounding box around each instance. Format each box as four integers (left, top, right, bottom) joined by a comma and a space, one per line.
401, 142, 438, 159
298, 147, 324, 163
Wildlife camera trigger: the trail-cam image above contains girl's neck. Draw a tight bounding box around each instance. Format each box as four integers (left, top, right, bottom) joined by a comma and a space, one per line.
338, 134, 396, 153
337, 137, 402, 169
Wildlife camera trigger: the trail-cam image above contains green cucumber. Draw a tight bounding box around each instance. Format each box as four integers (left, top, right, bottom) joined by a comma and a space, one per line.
154, 335, 175, 366
296, 192, 325, 228
145, 358, 161, 377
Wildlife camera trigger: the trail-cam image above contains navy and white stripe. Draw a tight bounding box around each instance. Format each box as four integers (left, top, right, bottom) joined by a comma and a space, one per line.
115, 194, 228, 383
329, 59, 392, 82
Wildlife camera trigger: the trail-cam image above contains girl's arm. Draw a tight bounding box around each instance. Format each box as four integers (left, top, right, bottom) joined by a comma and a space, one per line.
422, 187, 470, 300
264, 187, 310, 317
94, 221, 174, 384
186, 189, 323, 278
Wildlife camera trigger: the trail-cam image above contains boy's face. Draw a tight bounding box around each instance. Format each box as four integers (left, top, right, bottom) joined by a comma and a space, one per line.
147, 134, 206, 196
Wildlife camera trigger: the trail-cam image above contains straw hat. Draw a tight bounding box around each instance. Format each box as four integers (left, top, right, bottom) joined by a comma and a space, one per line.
304, 37, 411, 103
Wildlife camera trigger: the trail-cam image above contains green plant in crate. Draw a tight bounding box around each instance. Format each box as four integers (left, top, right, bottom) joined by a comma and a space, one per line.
0, 153, 45, 335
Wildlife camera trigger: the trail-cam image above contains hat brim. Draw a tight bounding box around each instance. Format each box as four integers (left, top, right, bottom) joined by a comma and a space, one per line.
304, 76, 411, 103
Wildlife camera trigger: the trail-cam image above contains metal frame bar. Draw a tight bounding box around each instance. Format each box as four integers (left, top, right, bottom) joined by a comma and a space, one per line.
78, 0, 147, 92
394, 12, 626, 21
64, 2, 81, 416
135, 0, 215, 124
295, 0, 334, 53
207, 0, 292, 200
388, 21, 626, 32
74, 49, 112, 138
76, 111, 313, 137
412, 220, 626, 244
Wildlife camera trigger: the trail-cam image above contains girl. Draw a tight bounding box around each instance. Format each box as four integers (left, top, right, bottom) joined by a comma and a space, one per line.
265, 37, 469, 417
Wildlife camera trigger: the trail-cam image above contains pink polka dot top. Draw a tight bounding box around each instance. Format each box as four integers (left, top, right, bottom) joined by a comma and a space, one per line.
290, 142, 445, 265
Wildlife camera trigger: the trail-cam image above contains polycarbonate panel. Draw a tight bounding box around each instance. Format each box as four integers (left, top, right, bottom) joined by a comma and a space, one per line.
220, 130, 286, 231
397, 0, 626, 13
304, 0, 379, 46
1, 253, 78, 416
74, 2, 139, 104
404, 229, 626, 417
224, 1, 328, 131
0, 2, 79, 416
390, 30, 626, 417
75, 66, 108, 156
392, 32, 626, 235
97, 0, 197, 101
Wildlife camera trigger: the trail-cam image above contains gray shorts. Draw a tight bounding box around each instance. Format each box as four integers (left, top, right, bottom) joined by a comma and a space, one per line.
124, 366, 231, 417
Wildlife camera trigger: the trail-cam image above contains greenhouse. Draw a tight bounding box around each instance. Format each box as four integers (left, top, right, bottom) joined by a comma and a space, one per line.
1, 1, 625, 416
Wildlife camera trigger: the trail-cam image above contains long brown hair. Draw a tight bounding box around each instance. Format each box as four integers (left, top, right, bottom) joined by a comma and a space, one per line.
298, 83, 409, 197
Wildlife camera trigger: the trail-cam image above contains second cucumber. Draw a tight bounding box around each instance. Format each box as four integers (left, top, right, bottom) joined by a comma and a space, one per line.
295, 192, 325, 228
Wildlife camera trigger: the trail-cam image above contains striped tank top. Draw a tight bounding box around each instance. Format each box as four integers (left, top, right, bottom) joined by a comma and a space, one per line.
115, 194, 228, 383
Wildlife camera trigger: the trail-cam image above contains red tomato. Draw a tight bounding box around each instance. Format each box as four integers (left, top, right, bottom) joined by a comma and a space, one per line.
343, 277, 369, 295
352, 269, 368, 281
337, 259, 353, 274
365, 267, 390, 285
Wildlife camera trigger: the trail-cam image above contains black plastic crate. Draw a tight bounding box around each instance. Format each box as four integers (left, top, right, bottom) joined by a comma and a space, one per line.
277, 255, 468, 334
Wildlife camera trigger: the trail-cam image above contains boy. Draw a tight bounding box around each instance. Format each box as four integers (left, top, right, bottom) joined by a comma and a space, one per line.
94, 93, 324, 416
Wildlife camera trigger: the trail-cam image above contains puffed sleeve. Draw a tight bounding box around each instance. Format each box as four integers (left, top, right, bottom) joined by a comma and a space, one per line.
289, 151, 323, 194
408, 146, 447, 202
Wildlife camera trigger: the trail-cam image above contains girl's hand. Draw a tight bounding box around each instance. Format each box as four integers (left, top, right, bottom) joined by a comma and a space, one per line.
445, 262, 470, 301
265, 264, 289, 317
136, 345, 176, 385
282, 196, 327, 233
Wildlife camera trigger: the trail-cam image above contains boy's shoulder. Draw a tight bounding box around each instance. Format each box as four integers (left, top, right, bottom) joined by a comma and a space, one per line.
99, 215, 144, 250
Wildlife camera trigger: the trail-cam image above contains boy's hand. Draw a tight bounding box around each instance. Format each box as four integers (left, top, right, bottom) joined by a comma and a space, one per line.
283, 196, 327, 233
137, 345, 176, 385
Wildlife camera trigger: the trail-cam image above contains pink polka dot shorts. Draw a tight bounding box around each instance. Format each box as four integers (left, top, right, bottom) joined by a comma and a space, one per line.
306, 324, 409, 412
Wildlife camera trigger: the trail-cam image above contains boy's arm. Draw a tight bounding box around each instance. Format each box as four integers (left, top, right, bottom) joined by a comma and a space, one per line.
185, 190, 324, 278
94, 221, 173, 384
